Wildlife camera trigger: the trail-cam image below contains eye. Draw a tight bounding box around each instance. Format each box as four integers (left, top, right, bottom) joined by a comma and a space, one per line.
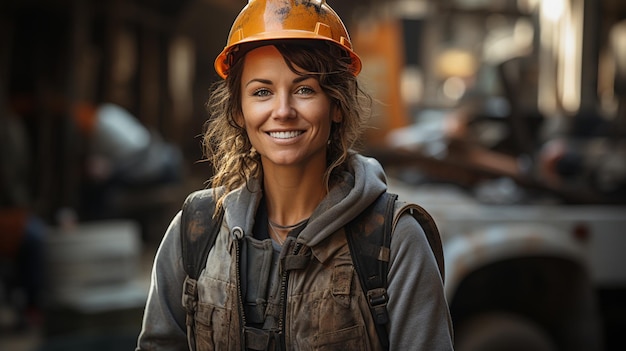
295, 86, 315, 95
252, 88, 271, 97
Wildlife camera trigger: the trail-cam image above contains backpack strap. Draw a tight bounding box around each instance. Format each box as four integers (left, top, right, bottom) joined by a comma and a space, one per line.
345, 192, 397, 350
395, 202, 445, 281
180, 189, 224, 351
345, 192, 444, 351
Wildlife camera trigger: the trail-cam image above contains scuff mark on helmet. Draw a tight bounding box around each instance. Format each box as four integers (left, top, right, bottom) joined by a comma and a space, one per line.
270, 0, 291, 22
295, 0, 323, 15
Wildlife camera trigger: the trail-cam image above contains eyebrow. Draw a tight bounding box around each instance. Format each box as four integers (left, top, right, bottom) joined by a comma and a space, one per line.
245, 75, 315, 87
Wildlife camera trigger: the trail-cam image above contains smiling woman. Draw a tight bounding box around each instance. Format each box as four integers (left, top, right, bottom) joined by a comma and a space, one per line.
240, 45, 338, 174
136, 1, 453, 350
205, 38, 370, 210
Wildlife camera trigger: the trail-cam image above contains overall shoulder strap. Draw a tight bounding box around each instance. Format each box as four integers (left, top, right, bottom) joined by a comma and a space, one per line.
345, 191, 397, 350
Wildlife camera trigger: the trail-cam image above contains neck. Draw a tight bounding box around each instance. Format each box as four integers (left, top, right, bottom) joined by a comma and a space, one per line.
263, 162, 327, 226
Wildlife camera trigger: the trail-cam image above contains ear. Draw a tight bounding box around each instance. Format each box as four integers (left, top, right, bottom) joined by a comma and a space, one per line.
331, 105, 342, 123
233, 112, 245, 128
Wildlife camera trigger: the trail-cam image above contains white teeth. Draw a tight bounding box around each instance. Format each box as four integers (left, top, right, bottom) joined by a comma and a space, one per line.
269, 131, 303, 139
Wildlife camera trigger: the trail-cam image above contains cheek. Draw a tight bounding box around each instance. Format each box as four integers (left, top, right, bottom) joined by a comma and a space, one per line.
239, 105, 259, 130
240, 99, 268, 125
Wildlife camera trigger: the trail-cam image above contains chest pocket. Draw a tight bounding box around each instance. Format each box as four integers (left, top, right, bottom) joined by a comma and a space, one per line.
295, 263, 369, 351
194, 276, 238, 351
194, 300, 234, 351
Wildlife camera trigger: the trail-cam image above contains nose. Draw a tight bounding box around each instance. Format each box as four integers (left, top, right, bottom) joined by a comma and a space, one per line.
273, 92, 296, 120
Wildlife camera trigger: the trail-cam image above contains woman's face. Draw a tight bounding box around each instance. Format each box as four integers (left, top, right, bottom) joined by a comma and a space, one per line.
240, 45, 340, 170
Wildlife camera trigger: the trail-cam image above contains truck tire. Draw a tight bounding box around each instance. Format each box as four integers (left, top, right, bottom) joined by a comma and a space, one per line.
455, 313, 556, 351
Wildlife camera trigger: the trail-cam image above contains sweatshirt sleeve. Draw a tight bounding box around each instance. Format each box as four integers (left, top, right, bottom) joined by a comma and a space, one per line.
136, 211, 189, 351
387, 212, 454, 350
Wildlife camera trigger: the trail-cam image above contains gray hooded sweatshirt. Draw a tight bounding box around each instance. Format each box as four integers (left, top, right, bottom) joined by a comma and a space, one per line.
136, 154, 453, 350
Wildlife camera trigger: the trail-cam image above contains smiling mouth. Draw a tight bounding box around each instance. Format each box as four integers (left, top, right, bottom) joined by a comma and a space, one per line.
268, 131, 304, 139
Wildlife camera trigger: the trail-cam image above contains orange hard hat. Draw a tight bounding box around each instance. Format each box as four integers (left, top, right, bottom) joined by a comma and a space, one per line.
214, 0, 362, 78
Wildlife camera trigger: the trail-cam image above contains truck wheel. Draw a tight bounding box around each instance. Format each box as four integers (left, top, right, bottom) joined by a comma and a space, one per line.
455, 313, 556, 351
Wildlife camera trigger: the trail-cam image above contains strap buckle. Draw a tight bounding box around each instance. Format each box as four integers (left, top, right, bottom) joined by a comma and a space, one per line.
367, 288, 389, 325
182, 276, 198, 313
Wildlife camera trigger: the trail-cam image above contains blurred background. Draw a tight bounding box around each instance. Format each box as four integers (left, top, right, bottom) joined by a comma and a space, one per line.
0, 0, 625, 350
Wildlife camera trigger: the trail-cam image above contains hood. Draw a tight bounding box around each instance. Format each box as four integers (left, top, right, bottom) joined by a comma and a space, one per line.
222, 154, 388, 246
300, 154, 387, 247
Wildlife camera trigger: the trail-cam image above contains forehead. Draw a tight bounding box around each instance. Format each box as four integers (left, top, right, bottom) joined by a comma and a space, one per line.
243, 45, 283, 66
241, 44, 310, 82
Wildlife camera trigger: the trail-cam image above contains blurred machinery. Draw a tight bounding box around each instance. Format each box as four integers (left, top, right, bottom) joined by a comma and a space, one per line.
352, 0, 626, 350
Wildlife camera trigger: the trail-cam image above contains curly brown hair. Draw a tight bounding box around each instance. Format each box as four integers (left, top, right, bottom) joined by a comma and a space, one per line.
203, 40, 371, 212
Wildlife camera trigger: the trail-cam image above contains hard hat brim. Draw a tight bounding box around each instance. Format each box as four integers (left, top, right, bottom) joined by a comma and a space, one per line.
214, 34, 362, 79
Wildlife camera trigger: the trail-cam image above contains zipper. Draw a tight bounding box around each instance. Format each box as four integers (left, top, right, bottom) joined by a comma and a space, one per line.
278, 241, 303, 348
232, 227, 246, 349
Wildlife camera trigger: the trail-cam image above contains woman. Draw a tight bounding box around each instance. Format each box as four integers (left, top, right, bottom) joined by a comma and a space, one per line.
136, 1, 453, 350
